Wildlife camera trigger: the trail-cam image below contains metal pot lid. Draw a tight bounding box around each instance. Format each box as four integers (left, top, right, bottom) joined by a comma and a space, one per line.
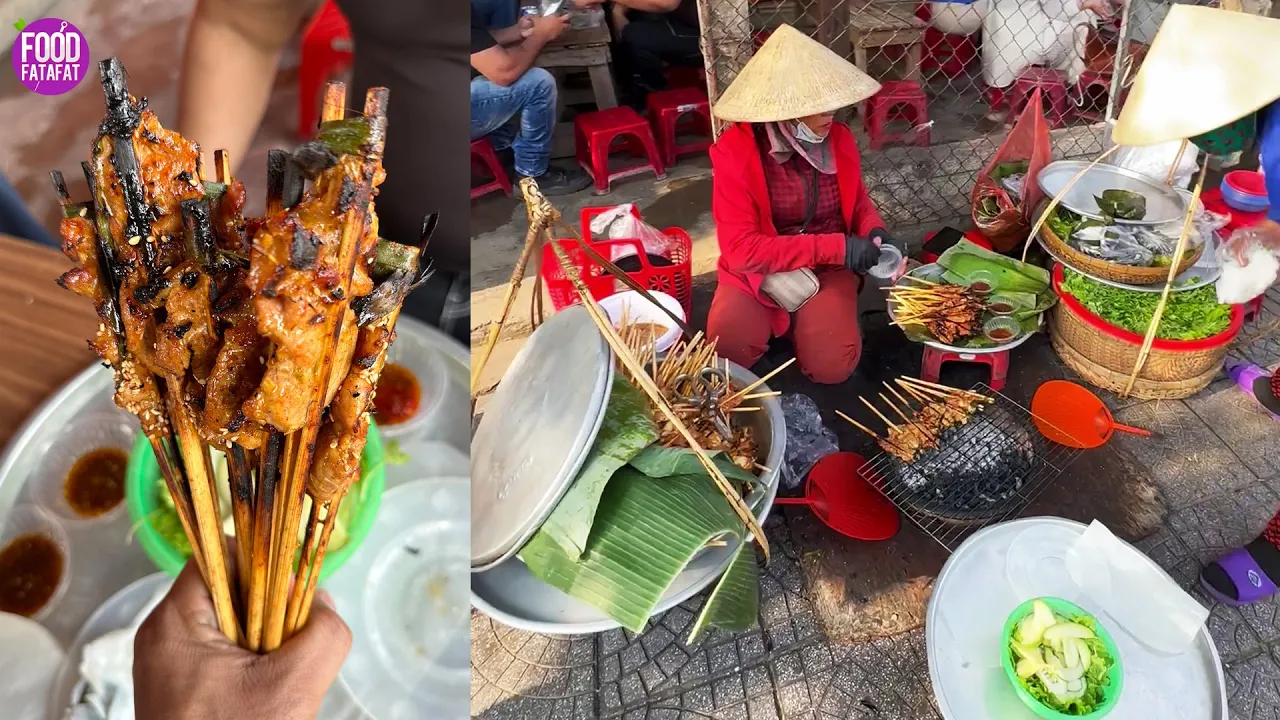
470, 305, 615, 570
1036, 160, 1188, 225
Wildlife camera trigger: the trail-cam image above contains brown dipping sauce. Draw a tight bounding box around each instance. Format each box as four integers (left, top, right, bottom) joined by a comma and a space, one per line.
65, 448, 128, 517
0, 534, 63, 617
988, 328, 1015, 341
970, 281, 992, 293
988, 302, 1015, 315
374, 363, 421, 426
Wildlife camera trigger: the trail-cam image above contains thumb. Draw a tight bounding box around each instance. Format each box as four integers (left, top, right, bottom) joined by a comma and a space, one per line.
269, 593, 352, 694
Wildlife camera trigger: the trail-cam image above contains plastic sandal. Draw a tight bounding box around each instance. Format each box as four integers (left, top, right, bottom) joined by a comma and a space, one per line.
1201, 547, 1279, 606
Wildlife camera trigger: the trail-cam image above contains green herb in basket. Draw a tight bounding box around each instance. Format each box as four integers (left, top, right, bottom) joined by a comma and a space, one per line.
1061, 269, 1232, 340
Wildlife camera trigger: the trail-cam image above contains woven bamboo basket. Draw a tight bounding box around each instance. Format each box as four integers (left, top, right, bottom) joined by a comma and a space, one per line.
1048, 265, 1243, 399
1050, 331, 1221, 400
1036, 201, 1203, 285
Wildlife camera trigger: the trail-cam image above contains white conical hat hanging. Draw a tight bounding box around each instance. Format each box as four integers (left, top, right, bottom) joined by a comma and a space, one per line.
1112, 5, 1280, 146
712, 24, 882, 123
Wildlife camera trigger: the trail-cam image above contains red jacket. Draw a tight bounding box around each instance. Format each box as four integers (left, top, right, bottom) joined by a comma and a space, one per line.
711, 122, 885, 336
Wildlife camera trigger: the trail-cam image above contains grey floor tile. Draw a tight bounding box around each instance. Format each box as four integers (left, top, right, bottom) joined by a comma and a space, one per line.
1226, 649, 1280, 720
1113, 401, 1258, 510
1186, 377, 1280, 479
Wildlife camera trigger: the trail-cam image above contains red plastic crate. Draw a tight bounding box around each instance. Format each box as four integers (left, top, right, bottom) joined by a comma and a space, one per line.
541, 231, 694, 318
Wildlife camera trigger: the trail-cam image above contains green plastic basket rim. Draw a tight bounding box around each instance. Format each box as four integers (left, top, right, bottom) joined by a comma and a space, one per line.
124, 423, 386, 581
998, 596, 1125, 720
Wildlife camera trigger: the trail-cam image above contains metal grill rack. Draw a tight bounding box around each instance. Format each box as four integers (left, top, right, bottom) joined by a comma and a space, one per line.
860, 383, 1083, 551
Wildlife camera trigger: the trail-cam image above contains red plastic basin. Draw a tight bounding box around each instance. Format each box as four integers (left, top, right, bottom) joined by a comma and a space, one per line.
1224, 170, 1266, 197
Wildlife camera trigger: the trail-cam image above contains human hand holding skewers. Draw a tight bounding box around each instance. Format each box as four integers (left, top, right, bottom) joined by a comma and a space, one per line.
134, 560, 351, 720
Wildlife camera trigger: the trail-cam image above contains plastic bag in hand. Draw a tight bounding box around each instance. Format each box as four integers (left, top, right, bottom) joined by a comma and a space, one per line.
1072, 224, 1154, 266
1217, 228, 1280, 304
779, 393, 839, 491
1112, 141, 1200, 189
588, 203, 679, 263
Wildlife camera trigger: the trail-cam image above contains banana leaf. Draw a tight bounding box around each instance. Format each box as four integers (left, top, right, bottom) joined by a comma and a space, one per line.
535, 379, 658, 561
519, 468, 749, 632
687, 540, 759, 644
1094, 188, 1147, 222
936, 239, 1050, 293
629, 445, 757, 486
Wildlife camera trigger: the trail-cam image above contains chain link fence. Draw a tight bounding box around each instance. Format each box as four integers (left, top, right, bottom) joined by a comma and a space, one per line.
693, 0, 1243, 232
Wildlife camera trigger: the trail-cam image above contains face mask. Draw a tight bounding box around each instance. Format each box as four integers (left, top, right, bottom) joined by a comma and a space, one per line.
793, 120, 829, 145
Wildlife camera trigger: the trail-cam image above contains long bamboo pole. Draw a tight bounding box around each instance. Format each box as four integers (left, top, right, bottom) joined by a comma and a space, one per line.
1121, 158, 1209, 396
1020, 145, 1122, 263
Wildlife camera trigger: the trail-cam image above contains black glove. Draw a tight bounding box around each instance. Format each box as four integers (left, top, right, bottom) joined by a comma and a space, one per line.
844, 234, 883, 273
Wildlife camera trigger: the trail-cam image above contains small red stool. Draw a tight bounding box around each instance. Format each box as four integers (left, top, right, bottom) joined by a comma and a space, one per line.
862, 81, 931, 151
920, 229, 993, 263
921, 346, 1009, 392
470, 138, 512, 200
298, 0, 353, 138
1074, 70, 1111, 123
753, 29, 773, 50
1245, 295, 1267, 324
922, 27, 979, 79
646, 88, 713, 167
574, 106, 666, 195
664, 65, 705, 90
1005, 67, 1070, 128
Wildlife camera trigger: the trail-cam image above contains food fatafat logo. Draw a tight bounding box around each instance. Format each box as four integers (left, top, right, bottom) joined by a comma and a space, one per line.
11, 17, 90, 96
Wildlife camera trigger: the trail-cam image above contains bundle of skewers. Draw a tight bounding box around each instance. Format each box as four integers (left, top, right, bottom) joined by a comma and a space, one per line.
52, 59, 433, 652
620, 323, 791, 475
886, 278, 985, 344
836, 377, 993, 463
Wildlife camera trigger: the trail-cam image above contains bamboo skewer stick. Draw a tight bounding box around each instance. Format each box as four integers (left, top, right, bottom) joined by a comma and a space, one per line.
227, 444, 255, 607
1164, 139, 1190, 186
285, 498, 324, 634
899, 376, 990, 401
290, 494, 343, 632
859, 396, 898, 431
896, 381, 933, 405
246, 430, 281, 651
836, 410, 880, 440
166, 382, 241, 643
725, 358, 796, 403
884, 381, 917, 410
152, 437, 207, 581
470, 215, 548, 395
880, 393, 913, 425
1020, 144, 1123, 263
1122, 158, 1209, 396
545, 233, 772, 560
264, 84, 385, 652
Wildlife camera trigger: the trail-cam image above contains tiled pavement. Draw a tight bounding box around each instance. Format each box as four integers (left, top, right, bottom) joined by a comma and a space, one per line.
472, 286, 1280, 719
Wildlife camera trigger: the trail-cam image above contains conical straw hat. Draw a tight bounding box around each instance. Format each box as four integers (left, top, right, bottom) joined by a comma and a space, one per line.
712, 24, 882, 123
1112, 5, 1280, 146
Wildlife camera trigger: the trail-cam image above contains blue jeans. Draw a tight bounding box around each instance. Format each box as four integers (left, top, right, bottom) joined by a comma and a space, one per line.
0, 172, 55, 248
470, 67, 557, 178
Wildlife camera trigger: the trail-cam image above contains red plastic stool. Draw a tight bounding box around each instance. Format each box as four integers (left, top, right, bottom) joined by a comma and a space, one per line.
753, 29, 773, 50
920, 346, 1009, 392
922, 27, 979, 79
1005, 67, 1070, 128
664, 65, 705, 90
574, 106, 666, 194
1074, 70, 1111, 123
919, 229, 993, 263
1245, 295, 1267, 324
646, 87, 713, 167
470, 138, 512, 200
862, 81, 931, 151
298, 0, 353, 138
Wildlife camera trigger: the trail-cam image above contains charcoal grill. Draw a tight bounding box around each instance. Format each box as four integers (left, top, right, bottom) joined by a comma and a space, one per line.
861, 383, 1083, 550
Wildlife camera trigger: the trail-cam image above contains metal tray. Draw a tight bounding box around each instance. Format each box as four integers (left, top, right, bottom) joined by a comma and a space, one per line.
926, 517, 1227, 720
1037, 161, 1188, 225
0, 317, 469, 720
470, 362, 784, 635
886, 264, 1042, 355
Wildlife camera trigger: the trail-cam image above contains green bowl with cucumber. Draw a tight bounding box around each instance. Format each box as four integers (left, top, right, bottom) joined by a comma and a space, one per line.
1001, 597, 1123, 719
125, 422, 387, 581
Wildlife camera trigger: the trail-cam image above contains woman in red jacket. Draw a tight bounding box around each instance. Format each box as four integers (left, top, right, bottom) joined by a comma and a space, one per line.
706, 25, 898, 384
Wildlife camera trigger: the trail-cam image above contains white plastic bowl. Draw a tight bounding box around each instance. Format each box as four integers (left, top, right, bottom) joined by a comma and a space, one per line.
597, 290, 685, 353
34, 412, 136, 525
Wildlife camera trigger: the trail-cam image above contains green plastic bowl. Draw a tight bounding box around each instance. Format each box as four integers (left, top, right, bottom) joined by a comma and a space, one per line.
125, 422, 386, 581
1000, 597, 1124, 719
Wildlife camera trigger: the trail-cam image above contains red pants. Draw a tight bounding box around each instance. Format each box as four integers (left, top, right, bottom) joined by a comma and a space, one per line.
708, 268, 862, 385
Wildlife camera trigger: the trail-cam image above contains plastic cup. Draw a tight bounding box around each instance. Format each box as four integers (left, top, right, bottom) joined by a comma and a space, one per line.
0, 504, 73, 622
983, 316, 1021, 344
33, 413, 137, 525
377, 332, 452, 442
868, 243, 905, 281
